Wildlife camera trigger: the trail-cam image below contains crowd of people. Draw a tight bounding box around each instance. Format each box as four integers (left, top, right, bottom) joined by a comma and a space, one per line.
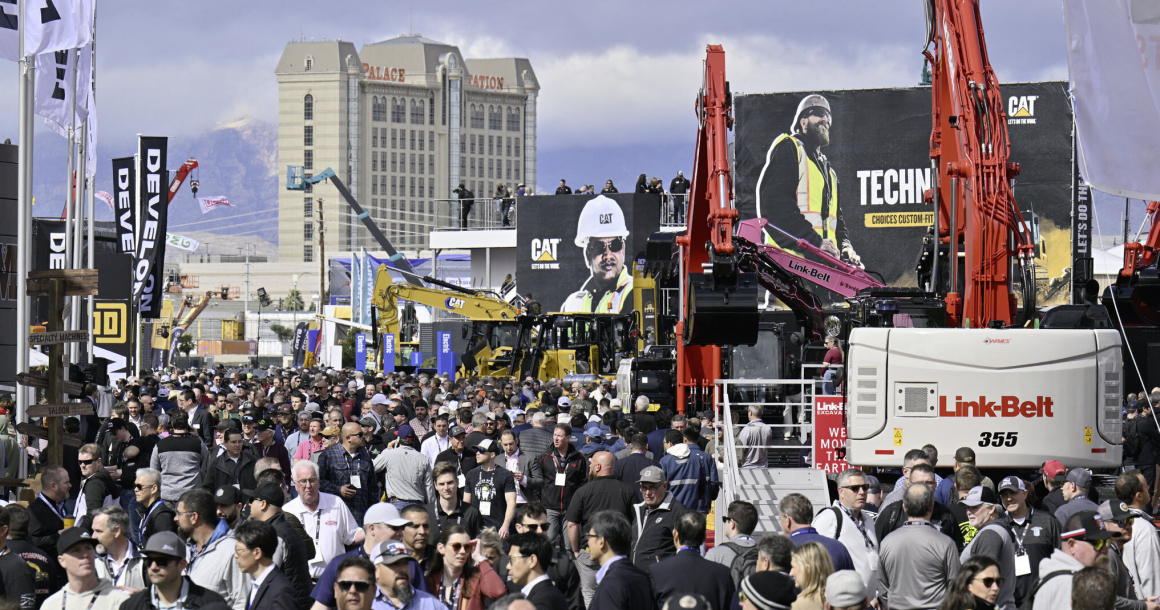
0, 369, 1152, 610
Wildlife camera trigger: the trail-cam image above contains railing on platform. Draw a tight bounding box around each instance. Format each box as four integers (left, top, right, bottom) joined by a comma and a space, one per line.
433, 198, 518, 231
659, 193, 687, 229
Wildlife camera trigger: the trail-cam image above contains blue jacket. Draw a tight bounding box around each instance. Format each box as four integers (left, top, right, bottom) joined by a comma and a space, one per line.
580, 440, 606, 456
658, 443, 719, 513
788, 527, 856, 572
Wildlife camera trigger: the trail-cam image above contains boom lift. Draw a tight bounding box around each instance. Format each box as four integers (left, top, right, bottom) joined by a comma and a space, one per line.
843, 0, 1122, 468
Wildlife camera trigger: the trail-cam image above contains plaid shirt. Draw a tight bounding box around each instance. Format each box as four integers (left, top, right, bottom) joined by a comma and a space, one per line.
316, 444, 380, 524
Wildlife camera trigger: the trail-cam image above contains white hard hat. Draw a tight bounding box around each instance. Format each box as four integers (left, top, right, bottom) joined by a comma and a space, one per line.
790, 93, 832, 134
574, 195, 628, 247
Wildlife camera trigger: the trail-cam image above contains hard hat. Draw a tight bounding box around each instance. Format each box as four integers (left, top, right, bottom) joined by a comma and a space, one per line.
790, 93, 832, 134
574, 195, 628, 247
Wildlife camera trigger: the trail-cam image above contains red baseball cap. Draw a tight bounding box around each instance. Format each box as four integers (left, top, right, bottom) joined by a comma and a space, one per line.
1043, 460, 1067, 482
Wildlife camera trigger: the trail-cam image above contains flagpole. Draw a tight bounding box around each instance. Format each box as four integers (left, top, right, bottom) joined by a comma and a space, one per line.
78, 118, 90, 364
63, 48, 77, 363
86, 13, 96, 365
133, 146, 142, 376
15, 0, 35, 478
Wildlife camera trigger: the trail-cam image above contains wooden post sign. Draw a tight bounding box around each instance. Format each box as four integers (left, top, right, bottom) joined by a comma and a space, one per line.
27, 330, 90, 346
26, 403, 95, 418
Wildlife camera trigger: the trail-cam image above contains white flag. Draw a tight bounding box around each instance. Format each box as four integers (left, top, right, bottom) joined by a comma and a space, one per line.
197, 196, 233, 214
165, 233, 200, 252
36, 43, 90, 139
0, 0, 94, 61
1065, 0, 1160, 200
95, 190, 112, 213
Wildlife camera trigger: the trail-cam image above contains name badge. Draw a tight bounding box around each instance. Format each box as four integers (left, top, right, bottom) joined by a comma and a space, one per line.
458, 473, 466, 488
867, 551, 879, 572
555, 473, 566, 487
480, 501, 492, 516
1014, 552, 1031, 576
350, 475, 362, 489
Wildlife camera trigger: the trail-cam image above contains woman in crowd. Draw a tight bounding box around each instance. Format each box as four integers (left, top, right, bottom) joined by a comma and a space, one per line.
790, 542, 833, 610
939, 556, 1001, 610
426, 525, 506, 610
635, 174, 649, 193
293, 419, 326, 463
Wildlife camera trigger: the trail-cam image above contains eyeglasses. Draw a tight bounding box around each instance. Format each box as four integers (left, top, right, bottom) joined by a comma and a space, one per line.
145, 556, 177, 568
1088, 538, 1110, 552
134, 483, 155, 491
585, 236, 625, 259
975, 576, 1005, 588
78, 459, 98, 466
841, 484, 871, 492
336, 580, 373, 593
447, 542, 474, 553
520, 523, 548, 532
508, 554, 530, 562
721, 516, 733, 524
296, 478, 320, 486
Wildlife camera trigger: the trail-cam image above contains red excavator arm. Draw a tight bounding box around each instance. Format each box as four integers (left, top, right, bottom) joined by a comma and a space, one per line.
1122, 201, 1160, 279
924, 0, 1033, 328
168, 158, 199, 204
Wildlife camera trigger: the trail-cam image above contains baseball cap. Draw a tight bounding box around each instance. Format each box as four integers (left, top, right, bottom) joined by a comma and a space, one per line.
56, 528, 98, 556
960, 486, 1002, 507
998, 476, 1026, 493
825, 570, 866, 608
1098, 500, 1133, 524
558, 397, 571, 407
954, 447, 976, 464
321, 426, 341, 437
864, 475, 882, 495
396, 425, 418, 443
278, 404, 294, 414
639, 466, 666, 484
245, 481, 285, 508
358, 416, 378, 428
254, 417, 274, 432
739, 571, 798, 610
1043, 460, 1067, 482
391, 406, 409, 418
365, 503, 412, 528
372, 540, 415, 565
661, 595, 712, 610
106, 418, 128, 433
1068, 467, 1093, 489
584, 425, 604, 439
474, 438, 497, 453
157, 388, 169, 398
142, 531, 187, 560
214, 486, 244, 505
450, 425, 467, 437
297, 411, 312, 421
370, 393, 388, 405
1062, 511, 1113, 542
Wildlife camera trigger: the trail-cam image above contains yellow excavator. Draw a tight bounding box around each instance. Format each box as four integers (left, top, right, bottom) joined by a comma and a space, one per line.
370, 265, 524, 374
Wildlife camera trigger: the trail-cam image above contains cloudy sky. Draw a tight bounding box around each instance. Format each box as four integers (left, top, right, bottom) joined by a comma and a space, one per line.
0, 0, 1141, 231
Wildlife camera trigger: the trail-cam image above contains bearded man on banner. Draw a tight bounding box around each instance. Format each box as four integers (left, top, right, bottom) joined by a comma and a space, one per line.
754, 94, 861, 266
561, 195, 634, 314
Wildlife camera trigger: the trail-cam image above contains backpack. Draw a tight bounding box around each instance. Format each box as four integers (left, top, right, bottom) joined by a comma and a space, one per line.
721, 541, 759, 587
1017, 570, 1070, 610
828, 505, 845, 539
1125, 417, 1143, 458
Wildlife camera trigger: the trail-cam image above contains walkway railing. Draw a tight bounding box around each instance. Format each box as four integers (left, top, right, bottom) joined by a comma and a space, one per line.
433, 198, 518, 231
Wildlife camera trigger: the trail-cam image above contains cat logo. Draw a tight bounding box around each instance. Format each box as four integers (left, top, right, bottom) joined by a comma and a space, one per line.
1007, 95, 1038, 125
531, 238, 561, 270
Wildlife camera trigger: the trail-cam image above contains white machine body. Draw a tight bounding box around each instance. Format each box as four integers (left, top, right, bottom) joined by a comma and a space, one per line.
845, 327, 1122, 468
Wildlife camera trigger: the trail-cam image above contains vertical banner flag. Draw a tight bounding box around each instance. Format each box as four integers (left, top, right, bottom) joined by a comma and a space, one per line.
436, 331, 454, 378
354, 333, 367, 372
291, 322, 308, 367
35, 43, 90, 137
0, 0, 95, 61
361, 249, 374, 328
111, 157, 135, 254
351, 254, 362, 325
410, 351, 422, 367
813, 396, 849, 474
1064, 0, 1160, 200
382, 333, 396, 373
132, 136, 168, 319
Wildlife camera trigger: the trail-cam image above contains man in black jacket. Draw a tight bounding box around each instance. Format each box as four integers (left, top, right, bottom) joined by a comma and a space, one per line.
434, 426, 477, 490
177, 389, 214, 445
537, 424, 588, 553
235, 519, 297, 610
202, 429, 257, 492
874, 463, 963, 549
556, 179, 572, 195
0, 506, 36, 610
134, 468, 177, 544
566, 452, 636, 606
6, 504, 59, 608
613, 433, 656, 493
74, 443, 120, 534
587, 510, 656, 610
28, 465, 70, 559
247, 480, 314, 609
123, 531, 226, 610
647, 511, 733, 610
508, 532, 568, 610
454, 183, 475, 228
494, 503, 583, 610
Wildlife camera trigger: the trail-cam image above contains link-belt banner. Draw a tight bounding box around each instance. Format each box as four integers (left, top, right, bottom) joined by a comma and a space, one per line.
734, 82, 1074, 306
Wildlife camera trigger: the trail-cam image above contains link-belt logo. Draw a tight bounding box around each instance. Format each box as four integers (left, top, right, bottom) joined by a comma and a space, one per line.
787, 260, 831, 284
983, 337, 1010, 344
939, 395, 1054, 417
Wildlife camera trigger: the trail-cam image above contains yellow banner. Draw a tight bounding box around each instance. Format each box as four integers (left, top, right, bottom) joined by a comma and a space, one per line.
864, 212, 935, 228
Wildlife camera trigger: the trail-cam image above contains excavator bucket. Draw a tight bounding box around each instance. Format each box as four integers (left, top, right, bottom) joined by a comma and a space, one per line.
686, 270, 759, 346
644, 231, 679, 279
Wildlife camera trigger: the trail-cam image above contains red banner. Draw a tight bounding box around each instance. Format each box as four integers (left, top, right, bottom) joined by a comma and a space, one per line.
814, 396, 848, 474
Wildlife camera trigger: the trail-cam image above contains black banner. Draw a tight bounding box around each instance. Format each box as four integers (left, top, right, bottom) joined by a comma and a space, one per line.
292, 322, 308, 367
112, 156, 136, 255
1072, 149, 1093, 304
133, 137, 168, 318
734, 82, 1074, 305
514, 193, 661, 313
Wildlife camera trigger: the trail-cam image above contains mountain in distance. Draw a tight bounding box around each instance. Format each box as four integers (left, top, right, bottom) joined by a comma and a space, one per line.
32, 116, 280, 253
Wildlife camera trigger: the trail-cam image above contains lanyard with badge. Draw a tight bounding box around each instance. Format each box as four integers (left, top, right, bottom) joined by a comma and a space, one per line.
347, 453, 363, 489
477, 469, 496, 516
839, 503, 879, 571
62, 589, 98, 610
551, 453, 567, 488
40, 493, 65, 522
1010, 511, 1034, 577
308, 509, 325, 570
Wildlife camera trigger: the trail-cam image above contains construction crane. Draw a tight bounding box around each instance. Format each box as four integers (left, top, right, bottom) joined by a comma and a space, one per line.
168, 158, 199, 203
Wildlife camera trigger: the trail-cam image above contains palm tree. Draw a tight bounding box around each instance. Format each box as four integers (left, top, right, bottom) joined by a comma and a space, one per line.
285, 289, 306, 311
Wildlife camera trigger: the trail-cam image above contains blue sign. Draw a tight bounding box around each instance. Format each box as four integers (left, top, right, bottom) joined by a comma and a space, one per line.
382, 333, 395, 373
436, 331, 455, 378
411, 351, 422, 367
354, 333, 367, 372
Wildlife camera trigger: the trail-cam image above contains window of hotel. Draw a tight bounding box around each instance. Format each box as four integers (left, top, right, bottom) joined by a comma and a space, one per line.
410, 177, 416, 197
515, 161, 520, 179
460, 156, 466, 177
390, 129, 397, 149
410, 130, 416, 150
372, 178, 378, 195
488, 105, 501, 130
372, 129, 378, 148
390, 153, 397, 173
409, 153, 415, 174
488, 159, 494, 179
391, 176, 397, 196
304, 94, 313, 120
470, 135, 476, 155
391, 97, 406, 123
506, 137, 512, 157
419, 155, 425, 175
304, 56, 313, 71
469, 158, 475, 178
304, 125, 313, 147
506, 160, 511, 180
304, 197, 312, 218
304, 244, 313, 262
410, 99, 424, 125
429, 155, 434, 177
429, 93, 436, 125
303, 150, 313, 170
304, 172, 312, 193
427, 179, 434, 198
418, 132, 424, 151
372, 152, 378, 172
429, 132, 434, 151
470, 104, 484, 129
488, 136, 494, 156
304, 222, 313, 241
507, 107, 520, 131
460, 135, 465, 154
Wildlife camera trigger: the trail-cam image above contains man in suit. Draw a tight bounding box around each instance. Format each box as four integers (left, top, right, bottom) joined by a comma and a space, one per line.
177, 389, 214, 444
508, 533, 568, 610
648, 511, 734, 610
588, 510, 657, 610
28, 465, 70, 558
613, 433, 656, 495
247, 479, 314, 607
234, 519, 297, 610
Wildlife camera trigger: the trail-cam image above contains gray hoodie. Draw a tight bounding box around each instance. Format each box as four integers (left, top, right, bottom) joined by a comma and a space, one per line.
1032, 549, 1083, 610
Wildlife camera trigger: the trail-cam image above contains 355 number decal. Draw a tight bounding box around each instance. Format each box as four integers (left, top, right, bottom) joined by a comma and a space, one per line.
978, 432, 1019, 447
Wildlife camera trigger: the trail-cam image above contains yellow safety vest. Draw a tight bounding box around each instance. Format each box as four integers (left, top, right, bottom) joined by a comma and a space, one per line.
561, 266, 634, 313
768, 133, 838, 242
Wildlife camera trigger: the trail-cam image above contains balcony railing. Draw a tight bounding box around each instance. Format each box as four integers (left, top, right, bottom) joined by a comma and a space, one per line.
433, 198, 518, 231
